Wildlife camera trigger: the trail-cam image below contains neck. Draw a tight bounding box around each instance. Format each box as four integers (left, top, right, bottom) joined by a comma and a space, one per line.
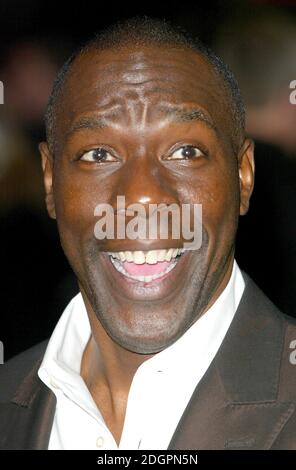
81, 307, 154, 392
80, 296, 154, 445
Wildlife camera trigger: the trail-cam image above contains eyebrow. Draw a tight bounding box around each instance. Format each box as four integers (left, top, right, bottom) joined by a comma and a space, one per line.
67, 113, 116, 135
159, 105, 217, 131
67, 105, 217, 136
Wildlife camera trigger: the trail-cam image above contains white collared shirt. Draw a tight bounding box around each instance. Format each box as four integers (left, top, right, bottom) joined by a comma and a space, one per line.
38, 260, 245, 450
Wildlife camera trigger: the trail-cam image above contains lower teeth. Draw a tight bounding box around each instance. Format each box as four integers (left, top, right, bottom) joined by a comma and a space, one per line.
110, 256, 179, 282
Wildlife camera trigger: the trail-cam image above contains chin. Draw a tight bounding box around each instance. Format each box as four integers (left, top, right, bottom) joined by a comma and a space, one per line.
107, 331, 179, 355
97, 306, 194, 355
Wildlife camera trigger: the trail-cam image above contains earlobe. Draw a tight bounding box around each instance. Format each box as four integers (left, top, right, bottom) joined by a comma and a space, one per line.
239, 139, 255, 216
39, 142, 56, 219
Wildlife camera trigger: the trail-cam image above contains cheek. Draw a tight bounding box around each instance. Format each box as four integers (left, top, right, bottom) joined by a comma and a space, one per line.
52, 164, 111, 264
204, 169, 240, 250
54, 159, 113, 223
178, 164, 240, 247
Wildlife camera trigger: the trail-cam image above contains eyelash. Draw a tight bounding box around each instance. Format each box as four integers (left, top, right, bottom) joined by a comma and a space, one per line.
78, 147, 116, 163
167, 143, 209, 160
78, 143, 208, 163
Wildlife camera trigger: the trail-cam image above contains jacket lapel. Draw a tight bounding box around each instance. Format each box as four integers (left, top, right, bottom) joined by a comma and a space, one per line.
168, 274, 295, 450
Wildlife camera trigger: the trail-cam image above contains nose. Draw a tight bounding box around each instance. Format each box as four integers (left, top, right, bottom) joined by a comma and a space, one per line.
111, 153, 179, 210
103, 153, 183, 251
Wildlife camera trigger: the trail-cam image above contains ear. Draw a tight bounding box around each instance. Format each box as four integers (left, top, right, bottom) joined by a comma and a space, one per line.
39, 142, 56, 219
238, 138, 255, 216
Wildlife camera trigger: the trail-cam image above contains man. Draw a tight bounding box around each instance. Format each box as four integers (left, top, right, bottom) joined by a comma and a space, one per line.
1, 17, 296, 450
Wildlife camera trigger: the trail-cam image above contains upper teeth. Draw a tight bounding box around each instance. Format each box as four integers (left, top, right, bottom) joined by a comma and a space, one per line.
107, 248, 185, 264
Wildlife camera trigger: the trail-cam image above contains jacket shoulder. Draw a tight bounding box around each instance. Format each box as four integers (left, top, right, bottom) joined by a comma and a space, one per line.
0, 341, 48, 402
280, 310, 296, 328
243, 272, 296, 330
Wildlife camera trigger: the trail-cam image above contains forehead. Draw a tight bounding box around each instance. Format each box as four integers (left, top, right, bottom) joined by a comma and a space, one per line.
56, 45, 230, 139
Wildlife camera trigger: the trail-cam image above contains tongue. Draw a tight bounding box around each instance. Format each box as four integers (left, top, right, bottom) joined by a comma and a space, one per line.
122, 260, 171, 276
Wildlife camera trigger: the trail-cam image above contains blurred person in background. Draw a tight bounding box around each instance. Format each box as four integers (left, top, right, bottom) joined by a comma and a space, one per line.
215, 8, 296, 316
215, 9, 296, 156
0, 42, 77, 359
0, 40, 72, 143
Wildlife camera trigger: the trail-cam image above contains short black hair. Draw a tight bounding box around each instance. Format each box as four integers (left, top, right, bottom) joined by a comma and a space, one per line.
45, 16, 245, 153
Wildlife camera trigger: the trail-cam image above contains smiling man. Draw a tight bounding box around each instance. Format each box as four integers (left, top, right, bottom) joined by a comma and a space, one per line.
1, 17, 296, 450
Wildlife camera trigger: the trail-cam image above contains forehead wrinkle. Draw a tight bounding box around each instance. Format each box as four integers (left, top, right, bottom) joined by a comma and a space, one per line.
66, 88, 160, 135
88, 55, 200, 76
66, 99, 218, 138
65, 76, 219, 137
91, 78, 179, 103
64, 54, 221, 132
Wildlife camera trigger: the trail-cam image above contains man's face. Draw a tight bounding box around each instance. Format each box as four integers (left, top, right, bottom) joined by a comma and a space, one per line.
40, 45, 254, 354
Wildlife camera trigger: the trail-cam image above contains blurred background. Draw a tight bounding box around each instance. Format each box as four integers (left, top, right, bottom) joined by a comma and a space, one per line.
1, 0, 296, 359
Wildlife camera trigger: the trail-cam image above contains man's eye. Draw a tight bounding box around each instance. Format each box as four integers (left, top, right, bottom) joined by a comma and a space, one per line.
167, 145, 204, 160
80, 148, 116, 163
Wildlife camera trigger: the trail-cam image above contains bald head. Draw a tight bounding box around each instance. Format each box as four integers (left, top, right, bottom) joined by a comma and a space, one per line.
45, 17, 245, 155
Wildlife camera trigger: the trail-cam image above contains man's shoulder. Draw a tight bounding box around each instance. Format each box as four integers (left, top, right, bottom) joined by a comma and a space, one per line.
243, 272, 296, 329
279, 309, 296, 329
0, 340, 48, 402
263, 289, 296, 330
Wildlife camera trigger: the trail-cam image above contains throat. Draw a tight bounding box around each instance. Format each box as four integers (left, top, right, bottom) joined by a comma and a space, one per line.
80, 337, 134, 447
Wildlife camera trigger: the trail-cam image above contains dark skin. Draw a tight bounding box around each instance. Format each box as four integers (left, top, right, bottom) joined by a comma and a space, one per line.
39, 45, 254, 444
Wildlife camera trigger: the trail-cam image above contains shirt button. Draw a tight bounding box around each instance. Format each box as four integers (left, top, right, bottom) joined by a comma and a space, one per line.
96, 436, 104, 448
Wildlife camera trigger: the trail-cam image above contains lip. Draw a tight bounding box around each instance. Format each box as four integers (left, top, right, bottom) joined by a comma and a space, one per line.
100, 249, 192, 301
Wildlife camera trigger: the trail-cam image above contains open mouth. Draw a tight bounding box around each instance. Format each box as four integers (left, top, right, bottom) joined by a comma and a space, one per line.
107, 248, 186, 283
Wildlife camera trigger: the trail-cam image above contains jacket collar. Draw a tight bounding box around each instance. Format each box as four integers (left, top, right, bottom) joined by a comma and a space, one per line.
0, 354, 56, 450
168, 274, 294, 449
